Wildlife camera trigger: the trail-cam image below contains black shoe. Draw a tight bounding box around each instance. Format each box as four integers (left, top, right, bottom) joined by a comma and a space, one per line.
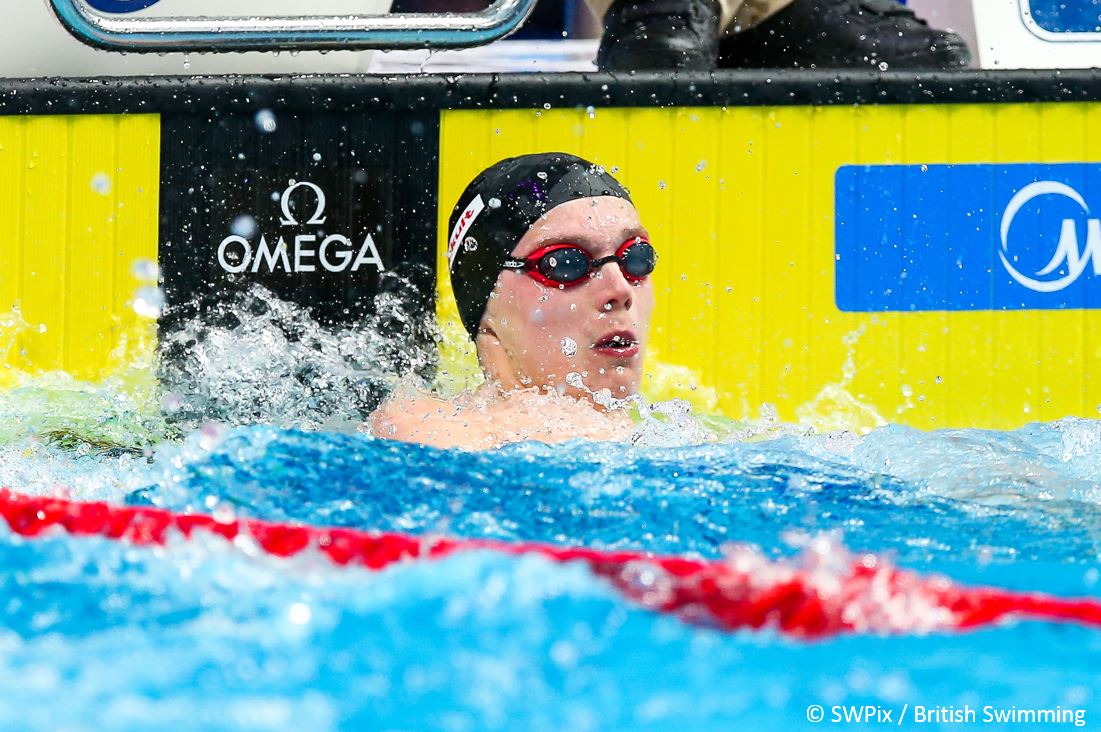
718, 0, 972, 70
597, 0, 720, 71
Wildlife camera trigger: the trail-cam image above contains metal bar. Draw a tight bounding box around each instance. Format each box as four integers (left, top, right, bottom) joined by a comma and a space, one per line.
48, 0, 539, 52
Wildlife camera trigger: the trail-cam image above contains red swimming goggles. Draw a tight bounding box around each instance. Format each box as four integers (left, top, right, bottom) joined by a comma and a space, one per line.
502, 237, 657, 288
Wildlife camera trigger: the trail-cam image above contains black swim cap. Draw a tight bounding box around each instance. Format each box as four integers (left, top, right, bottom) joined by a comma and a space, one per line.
446, 152, 633, 340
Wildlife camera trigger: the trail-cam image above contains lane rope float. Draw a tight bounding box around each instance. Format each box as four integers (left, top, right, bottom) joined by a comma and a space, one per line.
2, 488, 1099, 638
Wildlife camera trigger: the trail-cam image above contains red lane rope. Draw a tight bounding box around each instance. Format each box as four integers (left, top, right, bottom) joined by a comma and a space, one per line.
2, 488, 1099, 639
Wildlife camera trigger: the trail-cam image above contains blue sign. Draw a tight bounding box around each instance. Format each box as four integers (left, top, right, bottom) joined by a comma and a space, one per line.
1026, 0, 1101, 33
835, 163, 1101, 312
86, 0, 162, 13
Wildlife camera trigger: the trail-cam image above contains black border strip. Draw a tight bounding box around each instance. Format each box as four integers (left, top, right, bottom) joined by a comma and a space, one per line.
0, 69, 1100, 116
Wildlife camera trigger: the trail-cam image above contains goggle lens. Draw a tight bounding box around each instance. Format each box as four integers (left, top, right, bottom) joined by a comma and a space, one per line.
620, 241, 657, 279
538, 247, 591, 283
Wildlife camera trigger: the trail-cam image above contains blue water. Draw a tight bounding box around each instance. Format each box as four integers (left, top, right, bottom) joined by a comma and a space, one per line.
2, 420, 1099, 730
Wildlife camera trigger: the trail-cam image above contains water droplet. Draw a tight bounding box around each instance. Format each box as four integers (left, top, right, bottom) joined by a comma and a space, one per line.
463, 236, 478, 252
132, 286, 165, 319
658, 180, 667, 190
487, 197, 501, 209
198, 422, 225, 451
586, 105, 596, 119
230, 214, 257, 239
90, 172, 111, 196
130, 259, 159, 282
254, 109, 277, 133
288, 602, 312, 625
212, 501, 236, 524
878, 61, 889, 71
695, 160, 707, 172
536, 171, 548, 180
312, 152, 322, 162
560, 337, 577, 357
620, 561, 674, 607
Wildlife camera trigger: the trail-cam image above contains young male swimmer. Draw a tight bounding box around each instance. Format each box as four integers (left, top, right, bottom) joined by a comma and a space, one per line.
370, 153, 657, 450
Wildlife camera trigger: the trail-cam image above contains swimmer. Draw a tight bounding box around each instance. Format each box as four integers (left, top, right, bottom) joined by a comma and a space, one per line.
371, 153, 656, 449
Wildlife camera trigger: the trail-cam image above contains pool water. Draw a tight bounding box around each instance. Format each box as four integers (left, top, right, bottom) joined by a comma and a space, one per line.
0, 288, 1098, 731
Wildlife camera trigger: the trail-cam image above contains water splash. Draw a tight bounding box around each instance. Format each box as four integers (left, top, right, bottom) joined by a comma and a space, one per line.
0, 281, 1095, 731
796, 323, 886, 434
157, 281, 436, 433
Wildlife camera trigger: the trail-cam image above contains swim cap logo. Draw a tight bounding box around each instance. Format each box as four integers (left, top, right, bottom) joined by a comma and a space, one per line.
999, 181, 1101, 293
448, 194, 485, 269
217, 180, 385, 275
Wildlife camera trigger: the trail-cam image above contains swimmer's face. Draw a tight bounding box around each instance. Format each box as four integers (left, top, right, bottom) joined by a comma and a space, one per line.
479, 196, 655, 403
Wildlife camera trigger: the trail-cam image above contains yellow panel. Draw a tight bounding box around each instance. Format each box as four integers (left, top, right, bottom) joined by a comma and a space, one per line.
714, 106, 765, 417
666, 108, 720, 392
438, 102, 1101, 431
0, 119, 27, 372
67, 116, 119, 375
113, 114, 161, 371
23, 116, 70, 371
0, 114, 159, 384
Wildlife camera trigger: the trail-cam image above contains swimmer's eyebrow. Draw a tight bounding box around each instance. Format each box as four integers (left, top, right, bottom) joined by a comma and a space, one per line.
529, 226, 650, 253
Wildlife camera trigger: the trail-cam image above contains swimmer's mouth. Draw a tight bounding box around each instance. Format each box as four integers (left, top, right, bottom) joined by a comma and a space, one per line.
592, 331, 639, 357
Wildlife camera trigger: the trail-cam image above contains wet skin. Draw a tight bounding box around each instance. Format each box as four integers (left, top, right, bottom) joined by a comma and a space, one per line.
370, 195, 655, 449
477, 196, 655, 403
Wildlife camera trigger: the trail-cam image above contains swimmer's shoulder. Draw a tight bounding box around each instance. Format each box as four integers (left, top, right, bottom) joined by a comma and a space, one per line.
369, 391, 496, 450
369, 386, 634, 450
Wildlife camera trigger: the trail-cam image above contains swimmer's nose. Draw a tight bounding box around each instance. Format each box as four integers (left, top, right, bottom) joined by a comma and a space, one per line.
592, 260, 634, 312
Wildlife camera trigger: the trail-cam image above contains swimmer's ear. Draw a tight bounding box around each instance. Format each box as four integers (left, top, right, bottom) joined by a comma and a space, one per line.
477, 323, 501, 344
